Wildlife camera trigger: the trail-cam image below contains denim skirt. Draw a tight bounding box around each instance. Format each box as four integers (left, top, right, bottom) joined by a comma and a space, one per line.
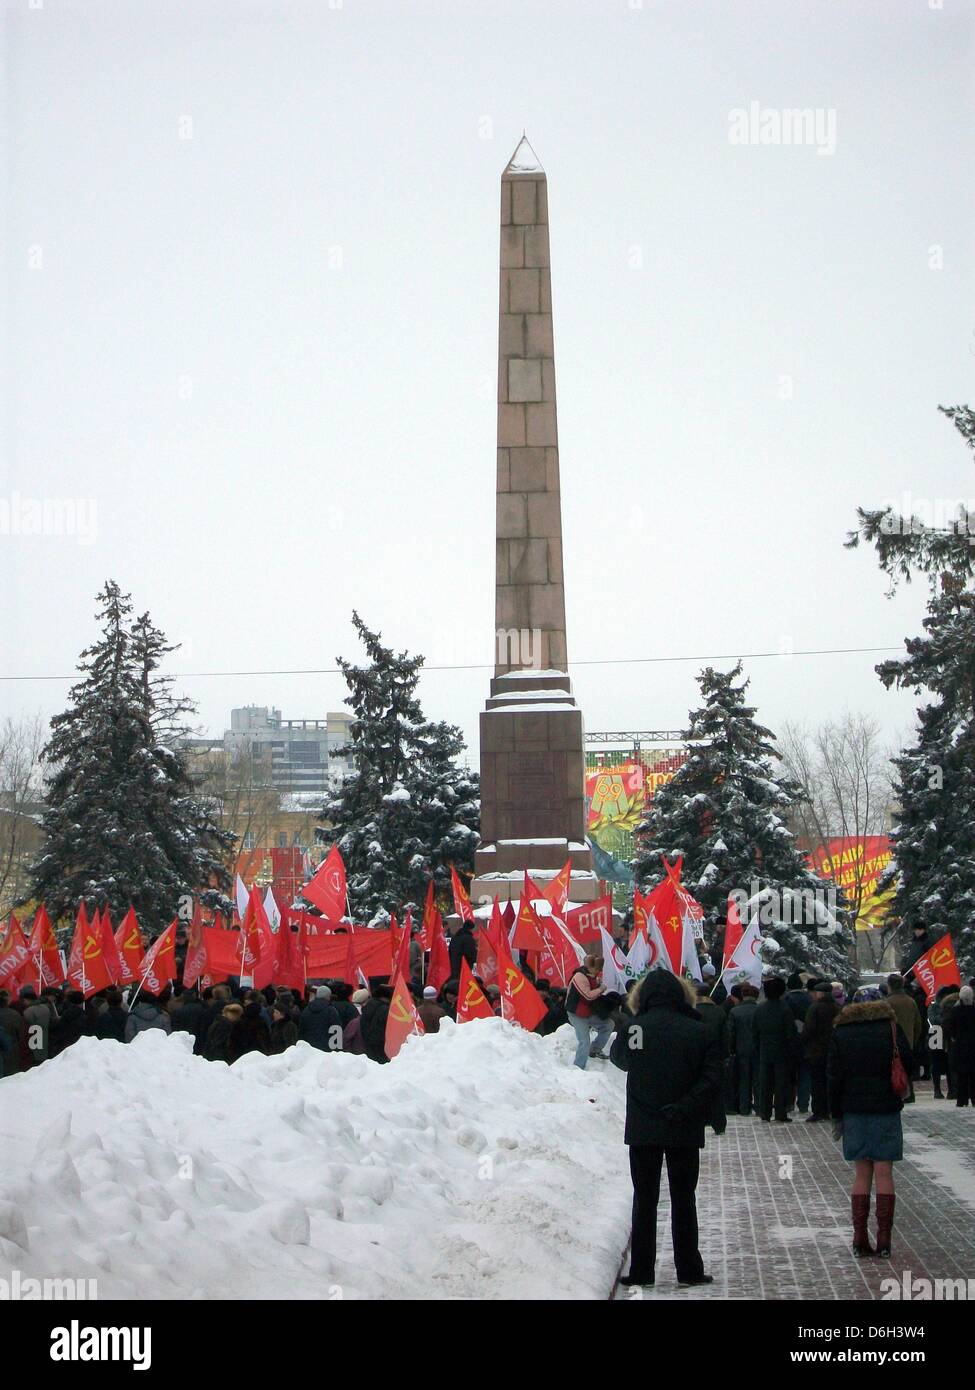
842, 1111, 904, 1162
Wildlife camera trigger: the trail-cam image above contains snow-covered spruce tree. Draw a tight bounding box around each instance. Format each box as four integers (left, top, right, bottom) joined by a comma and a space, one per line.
846, 403, 975, 974
632, 664, 855, 981
317, 613, 479, 923
25, 581, 234, 936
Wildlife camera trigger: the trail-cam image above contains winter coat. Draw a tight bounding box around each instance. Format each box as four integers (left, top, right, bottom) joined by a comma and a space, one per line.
95, 1005, 129, 1043
752, 997, 800, 1063
269, 1016, 299, 1054
52, 1000, 87, 1054
899, 932, 931, 975
171, 997, 207, 1043
610, 1002, 723, 1148
727, 998, 759, 1058
203, 1016, 237, 1064
694, 996, 728, 1057
886, 989, 923, 1049
784, 989, 812, 1025
332, 1000, 358, 1030
297, 998, 342, 1052
940, 991, 961, 1047
945, 1002, 975, 1073
801, 996, 839, 1061
343, 1015, 366, 1055
22, 1001, 52, 1064
0, 1006, 24, 1074
448, 925, 478, 980
359, 998, 391, 1064
124, 1002, 172, 1043
233, 1002, 270, 1056
827, 1000, 914, 1118
417, 1001, 445, 1034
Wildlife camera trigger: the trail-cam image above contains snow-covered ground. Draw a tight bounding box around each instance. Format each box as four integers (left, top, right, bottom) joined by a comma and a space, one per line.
0, 1020, 629, 1300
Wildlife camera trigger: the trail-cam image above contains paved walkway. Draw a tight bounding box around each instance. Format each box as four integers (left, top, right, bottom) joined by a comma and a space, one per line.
613, 1084, 975, 1299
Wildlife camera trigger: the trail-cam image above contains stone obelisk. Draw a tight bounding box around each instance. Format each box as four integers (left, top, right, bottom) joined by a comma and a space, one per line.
472, 137, 598, 906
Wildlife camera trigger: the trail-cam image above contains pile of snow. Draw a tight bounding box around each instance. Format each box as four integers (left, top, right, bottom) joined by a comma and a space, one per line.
0, 1021, 629, 1300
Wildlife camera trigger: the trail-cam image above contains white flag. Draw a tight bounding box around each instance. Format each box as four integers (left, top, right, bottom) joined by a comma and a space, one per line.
235, 874, 249, 921
599, 926, 640, 994
263, 887, 281, 933
723, 919, 765, 989
682, 913, 703, 982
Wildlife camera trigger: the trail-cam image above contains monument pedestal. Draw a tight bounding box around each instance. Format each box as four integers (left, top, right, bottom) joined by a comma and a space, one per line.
472, 669, 599, 906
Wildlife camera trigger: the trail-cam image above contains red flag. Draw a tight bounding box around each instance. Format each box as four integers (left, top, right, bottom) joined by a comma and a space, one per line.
721, 893, 745, 972
114, 908, 144, 985
535, 913, 584, 987
457, 958, 494, 1022
275, 910, 306, 994
496, 932, 547, 1031
511, 880, 547, 951
237, 888, 266, 980
910, 932, 961, 1003
564, 895, 613, 946
0, 913, 32, 990
28, 904, 65, 987
304, 928, 392, 980
139, 920, 178, 995
476, 899, 502, 985
501, 899, 516, 935
384, 972, 425, 1059
245, 888, 275, 989
96, 907, 124, 986
392, 912, 412, 983
67, 903, 113, 998
204, 925, 248, 979
420, 881, 439, 951
301, 845, 347, 921
543, 858, 573, 915
427, 918, 452, 993
450, 865, 475, 923
183, 902, 208, 990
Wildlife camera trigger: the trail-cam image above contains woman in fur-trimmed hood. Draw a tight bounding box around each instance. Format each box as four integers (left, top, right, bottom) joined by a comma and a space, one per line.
828, 997, 914, 1261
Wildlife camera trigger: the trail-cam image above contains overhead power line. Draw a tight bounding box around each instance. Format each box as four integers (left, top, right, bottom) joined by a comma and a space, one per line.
0, 643, 903, 683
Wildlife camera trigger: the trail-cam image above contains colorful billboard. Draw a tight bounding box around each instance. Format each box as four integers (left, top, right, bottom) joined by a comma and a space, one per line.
806, 835, 895, 931
584, 748, 688, 872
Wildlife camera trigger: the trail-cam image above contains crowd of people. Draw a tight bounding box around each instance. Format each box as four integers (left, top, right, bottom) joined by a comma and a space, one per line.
3, 921, 974, 1292
603, 962, 975, 1288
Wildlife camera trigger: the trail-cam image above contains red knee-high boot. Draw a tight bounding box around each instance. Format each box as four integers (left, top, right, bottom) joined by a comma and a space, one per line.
851, 1194, 874, 1257
875, 1194, 895, 1258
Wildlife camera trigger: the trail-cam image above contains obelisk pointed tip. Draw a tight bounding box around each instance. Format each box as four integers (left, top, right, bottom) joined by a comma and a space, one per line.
504, 134, 544, 176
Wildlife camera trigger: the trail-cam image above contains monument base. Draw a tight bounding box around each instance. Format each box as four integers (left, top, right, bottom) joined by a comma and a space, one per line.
471, 838, 601, 907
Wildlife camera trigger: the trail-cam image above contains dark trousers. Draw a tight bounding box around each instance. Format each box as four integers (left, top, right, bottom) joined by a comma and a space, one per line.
758, 1056, 792, 1120
957, 1069, 974, 1107
737, 1056, 756, 1115
628, 1145, 704, 1283
931, 1050, 948, 1093
809, 1056, 829, 1119
725, 1055, 739, 1112
794, 1060, 811, 1112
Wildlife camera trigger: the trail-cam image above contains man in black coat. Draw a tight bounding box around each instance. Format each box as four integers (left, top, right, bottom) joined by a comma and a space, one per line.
693, 983, 728, 1134
297, 986, 342, 1052
899, 924, 930, 976
611, 971, 722, 1289
727, 984, 760, 1115
800, 981, 839, 1121
753, 976, 799, 1122
359, 984, 394, 1063
448, 919, 478, 979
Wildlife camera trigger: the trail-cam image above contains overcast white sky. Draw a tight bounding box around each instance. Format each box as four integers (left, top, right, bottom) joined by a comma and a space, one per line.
2, 0, 973, 762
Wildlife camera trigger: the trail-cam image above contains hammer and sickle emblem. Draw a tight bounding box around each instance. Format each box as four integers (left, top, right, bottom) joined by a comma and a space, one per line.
391, 997, 411, 1023
83, 932, 100, 959
125, 929, 140, 950
505, 967, 523, 995
932, 947, 951, 968
667, 915, 681, 934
